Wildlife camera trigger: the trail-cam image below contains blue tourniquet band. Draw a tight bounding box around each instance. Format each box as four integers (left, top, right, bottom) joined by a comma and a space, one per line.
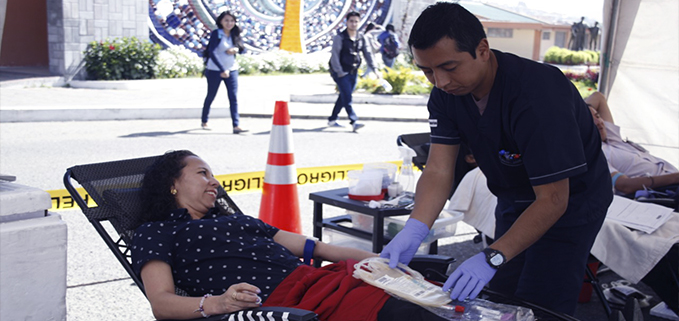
611, 172, 624, 189
303, 239, 316, 265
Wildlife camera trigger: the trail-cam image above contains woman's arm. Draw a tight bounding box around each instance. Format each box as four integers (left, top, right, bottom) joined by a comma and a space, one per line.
141, 260, 262, 320
206, 30, 226, 72
585, 91, 614, 123
613, 172, 679, 195
273, 230, 377, 263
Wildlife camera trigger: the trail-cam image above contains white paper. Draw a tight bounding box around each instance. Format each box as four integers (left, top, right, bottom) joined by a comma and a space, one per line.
605, 196, 674, 234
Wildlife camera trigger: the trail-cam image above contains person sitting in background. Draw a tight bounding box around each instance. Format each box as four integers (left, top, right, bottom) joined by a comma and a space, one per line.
586, 91, 679, 196
132, 150, 446, 321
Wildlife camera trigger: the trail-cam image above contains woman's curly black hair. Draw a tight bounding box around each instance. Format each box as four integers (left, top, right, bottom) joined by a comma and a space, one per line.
140, 150, 196, 223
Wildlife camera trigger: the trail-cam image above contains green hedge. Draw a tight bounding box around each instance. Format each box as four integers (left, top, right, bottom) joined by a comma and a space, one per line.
84, 37, 161, 80
543, 46, 599, 65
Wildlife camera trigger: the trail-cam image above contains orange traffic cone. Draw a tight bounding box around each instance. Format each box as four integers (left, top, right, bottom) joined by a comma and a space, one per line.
259, 101, 302, 233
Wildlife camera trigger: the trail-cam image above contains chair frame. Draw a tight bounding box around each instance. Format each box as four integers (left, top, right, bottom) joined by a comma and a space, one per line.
63, 155, 317, 321
64, 155, 160, 294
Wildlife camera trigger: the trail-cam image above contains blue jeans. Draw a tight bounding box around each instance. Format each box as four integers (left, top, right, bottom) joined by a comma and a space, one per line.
329, 71, 358, 124
382, 55, 395, 68
202, 69, 239, 127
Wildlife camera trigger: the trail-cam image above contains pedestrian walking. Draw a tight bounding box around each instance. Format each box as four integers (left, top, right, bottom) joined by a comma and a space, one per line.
202, 11, 248, 134
327, 11, 378, 132
361, 22, 382, 78
377, 24, 401, 68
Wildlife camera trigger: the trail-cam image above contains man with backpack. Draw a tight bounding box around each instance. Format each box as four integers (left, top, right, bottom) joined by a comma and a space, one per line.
378, 24, 401, 68
327, 11, 378, 132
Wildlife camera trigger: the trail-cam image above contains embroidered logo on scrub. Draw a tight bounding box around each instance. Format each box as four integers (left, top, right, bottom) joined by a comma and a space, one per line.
429, 119, 438, 128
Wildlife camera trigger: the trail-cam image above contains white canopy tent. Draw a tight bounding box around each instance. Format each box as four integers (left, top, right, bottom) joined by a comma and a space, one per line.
600, 0, 679, 166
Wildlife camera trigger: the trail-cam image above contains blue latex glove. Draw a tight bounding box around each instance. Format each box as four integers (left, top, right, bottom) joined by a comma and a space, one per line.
442, 252, 497, 301
380, 218, 430, 268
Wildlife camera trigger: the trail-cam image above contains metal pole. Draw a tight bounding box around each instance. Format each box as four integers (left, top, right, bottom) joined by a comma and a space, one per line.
599, 0, 621, 96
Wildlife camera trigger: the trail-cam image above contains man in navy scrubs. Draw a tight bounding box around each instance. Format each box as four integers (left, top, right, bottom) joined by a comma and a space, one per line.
380, 3, 613, 315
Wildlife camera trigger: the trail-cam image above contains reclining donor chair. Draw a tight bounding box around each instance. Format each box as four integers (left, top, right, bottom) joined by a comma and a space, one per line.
64, 155, 318, 321
63, 154, 461, 321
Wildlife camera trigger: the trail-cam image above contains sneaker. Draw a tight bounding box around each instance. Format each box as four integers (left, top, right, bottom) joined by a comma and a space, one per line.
352, 122, 365, 132
233, 127, 249, 134
327, 121, 345, 128
201, 122, 210, 130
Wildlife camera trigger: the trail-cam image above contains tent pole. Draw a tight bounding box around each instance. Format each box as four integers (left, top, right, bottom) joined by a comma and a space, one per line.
599, 0, 621, 96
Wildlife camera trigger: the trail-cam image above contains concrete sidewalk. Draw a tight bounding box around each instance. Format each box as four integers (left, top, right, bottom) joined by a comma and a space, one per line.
0, 69, 428, 123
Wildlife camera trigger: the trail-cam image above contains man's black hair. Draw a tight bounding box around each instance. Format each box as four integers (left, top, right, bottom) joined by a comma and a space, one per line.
386, 24, 395, 32
408, 2, 486, 58
346, 11, 360, 19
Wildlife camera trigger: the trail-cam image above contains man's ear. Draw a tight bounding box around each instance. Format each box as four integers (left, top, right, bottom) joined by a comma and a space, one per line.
476, 39, 490, 61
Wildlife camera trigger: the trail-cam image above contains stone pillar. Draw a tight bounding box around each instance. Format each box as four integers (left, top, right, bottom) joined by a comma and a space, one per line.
0, 179, 68, 321
391, 0, 436, 46
46, 0, 149, 78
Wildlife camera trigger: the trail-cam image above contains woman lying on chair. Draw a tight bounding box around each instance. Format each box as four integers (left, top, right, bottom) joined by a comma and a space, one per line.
132, 150, 444, 321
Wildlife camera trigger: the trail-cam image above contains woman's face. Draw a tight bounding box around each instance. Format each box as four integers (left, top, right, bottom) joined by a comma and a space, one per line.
172, 156, 220, 219
221, 14, 236, 32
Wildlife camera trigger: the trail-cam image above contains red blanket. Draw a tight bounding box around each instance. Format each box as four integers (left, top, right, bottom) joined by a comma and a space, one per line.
263, 260, 391, 321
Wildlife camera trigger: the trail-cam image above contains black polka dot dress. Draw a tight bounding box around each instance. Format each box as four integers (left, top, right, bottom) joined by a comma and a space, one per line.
131, 208, 303, 300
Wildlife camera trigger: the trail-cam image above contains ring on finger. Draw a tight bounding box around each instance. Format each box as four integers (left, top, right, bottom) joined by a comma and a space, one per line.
232, 291, 238, 301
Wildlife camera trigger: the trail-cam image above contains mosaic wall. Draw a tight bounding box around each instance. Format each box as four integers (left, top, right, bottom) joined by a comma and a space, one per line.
148, 0, 392, 54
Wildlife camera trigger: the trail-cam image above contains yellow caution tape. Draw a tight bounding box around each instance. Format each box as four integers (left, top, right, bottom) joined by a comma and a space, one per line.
50, 161, 414, 212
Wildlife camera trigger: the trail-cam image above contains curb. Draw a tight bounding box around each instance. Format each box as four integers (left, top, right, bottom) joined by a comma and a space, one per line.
0, 76, 65, 89
290, 93, 427, 106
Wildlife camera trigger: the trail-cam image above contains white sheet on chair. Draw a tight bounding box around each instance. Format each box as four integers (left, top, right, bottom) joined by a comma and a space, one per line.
447, 168, 496, 238
591, 211, 679, 283
448, 167, 679, 284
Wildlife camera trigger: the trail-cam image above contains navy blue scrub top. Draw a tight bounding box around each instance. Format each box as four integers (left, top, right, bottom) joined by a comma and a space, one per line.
428, 50, 612, 227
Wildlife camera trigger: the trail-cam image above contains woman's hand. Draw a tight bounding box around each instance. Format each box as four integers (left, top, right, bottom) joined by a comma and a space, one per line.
207, 283, 262, 315
220, 71, 230, 78
226, 47, 238, 55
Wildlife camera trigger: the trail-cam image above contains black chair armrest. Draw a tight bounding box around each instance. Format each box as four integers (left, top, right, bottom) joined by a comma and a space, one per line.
409, 254, 456, 283
636, 197, 677, 210
168, 306, 318, 321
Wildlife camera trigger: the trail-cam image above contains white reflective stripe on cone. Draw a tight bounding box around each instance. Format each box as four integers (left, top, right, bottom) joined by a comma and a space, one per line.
264, 164, 297, 185
268, 125, 294, 154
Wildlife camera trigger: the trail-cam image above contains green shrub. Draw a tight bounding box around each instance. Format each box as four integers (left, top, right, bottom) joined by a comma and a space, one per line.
543, 46, 600, 66
237, 50, 329, 75
155, 45, 204, 78
237, 55, 260, 75
403, 74, 433, 95
83, 37, 161, 80
543, 46, 563, 64
356, 77, 386, 93
383, 67, 414, 94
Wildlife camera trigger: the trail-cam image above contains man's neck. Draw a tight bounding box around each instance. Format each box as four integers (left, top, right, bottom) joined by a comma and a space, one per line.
472, 50, 498, 101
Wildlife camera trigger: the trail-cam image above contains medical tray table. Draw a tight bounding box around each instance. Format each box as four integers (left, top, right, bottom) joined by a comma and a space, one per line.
310, 188, 439, 266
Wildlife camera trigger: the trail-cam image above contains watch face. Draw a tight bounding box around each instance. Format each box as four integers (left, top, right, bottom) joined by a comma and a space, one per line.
489, 253, 504, 266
